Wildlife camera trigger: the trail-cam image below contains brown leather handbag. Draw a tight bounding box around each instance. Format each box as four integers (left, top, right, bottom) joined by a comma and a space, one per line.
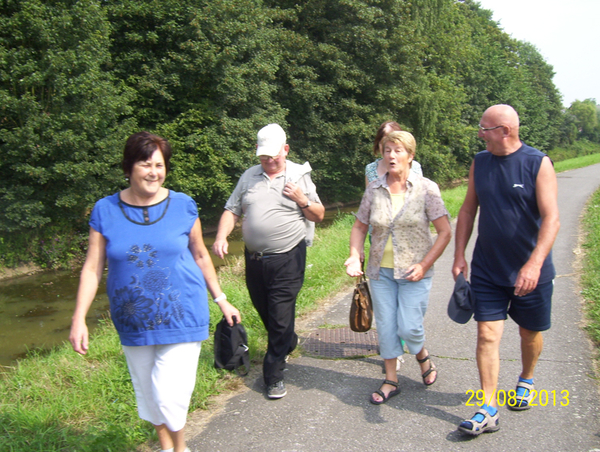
349, 262, 373, 332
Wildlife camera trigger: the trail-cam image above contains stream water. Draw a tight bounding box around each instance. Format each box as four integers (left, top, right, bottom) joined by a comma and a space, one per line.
0, 205, 357, 367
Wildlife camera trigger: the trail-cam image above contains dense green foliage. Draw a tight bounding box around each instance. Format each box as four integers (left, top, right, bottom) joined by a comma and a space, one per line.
567, 99, 600, 143
0, 0, 135, 233
1, 0, 599, 267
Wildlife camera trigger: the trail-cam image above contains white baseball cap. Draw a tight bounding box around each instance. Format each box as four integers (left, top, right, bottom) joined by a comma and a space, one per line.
256, 124, 286, 157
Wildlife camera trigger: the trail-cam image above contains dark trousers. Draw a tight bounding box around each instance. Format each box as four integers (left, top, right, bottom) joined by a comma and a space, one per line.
245, 241, 306, 386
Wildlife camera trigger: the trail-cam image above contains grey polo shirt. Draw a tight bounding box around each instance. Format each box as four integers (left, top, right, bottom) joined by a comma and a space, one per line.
224, 161, 321, 254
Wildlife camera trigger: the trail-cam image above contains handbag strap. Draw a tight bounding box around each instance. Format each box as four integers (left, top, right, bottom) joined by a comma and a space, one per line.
356, 259, 367, 284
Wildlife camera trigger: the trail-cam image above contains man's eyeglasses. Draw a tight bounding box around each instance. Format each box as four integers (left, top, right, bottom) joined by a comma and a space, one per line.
478, 124, 504, 132
259, 151, 284, 162
259, 153, 282, 162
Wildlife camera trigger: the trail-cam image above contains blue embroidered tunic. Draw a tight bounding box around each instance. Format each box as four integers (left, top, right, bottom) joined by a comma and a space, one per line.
90, 191, 210, 346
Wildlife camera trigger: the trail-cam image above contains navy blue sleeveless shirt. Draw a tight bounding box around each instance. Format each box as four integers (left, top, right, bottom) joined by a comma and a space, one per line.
471, 143, 555, 287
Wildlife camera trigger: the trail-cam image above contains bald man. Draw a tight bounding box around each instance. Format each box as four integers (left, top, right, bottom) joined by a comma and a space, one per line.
453, 105, 560, 436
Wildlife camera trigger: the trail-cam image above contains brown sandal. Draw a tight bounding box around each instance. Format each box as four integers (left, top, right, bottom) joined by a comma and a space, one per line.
417, 354, 438, 386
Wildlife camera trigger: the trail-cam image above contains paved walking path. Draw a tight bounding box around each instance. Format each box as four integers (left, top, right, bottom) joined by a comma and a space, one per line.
187, 164, 600, 452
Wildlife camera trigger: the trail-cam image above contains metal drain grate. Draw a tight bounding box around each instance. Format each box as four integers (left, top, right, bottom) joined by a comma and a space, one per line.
301, 327, 379, 358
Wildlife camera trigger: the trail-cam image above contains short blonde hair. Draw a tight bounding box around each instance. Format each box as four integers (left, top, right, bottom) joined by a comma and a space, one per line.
380, 131, 416, 157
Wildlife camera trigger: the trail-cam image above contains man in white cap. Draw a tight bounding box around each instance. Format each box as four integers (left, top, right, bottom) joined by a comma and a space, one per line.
213, 124, 324, 398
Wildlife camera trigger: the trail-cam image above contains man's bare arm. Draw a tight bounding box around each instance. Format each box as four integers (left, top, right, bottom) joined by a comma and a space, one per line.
514, 156, 560, 296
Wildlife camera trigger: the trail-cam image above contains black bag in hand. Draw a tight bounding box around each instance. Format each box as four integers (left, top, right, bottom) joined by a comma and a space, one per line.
214, 316, 250, 376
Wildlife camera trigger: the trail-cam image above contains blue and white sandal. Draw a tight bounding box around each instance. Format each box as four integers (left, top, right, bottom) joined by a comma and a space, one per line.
508, 380, 534, 411
458, 408, 500, 436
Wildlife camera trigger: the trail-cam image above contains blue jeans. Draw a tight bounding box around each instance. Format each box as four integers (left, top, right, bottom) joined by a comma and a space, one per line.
369, 267, 432, 359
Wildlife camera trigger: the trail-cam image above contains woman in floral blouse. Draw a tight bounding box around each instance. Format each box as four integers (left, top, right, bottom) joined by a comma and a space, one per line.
345, 131, 451, 404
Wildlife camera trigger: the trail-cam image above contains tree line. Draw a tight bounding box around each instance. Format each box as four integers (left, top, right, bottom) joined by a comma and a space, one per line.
1, 0, 598, 249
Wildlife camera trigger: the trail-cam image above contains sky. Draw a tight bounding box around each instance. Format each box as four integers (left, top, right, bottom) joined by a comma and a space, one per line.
475, 0, 600, 107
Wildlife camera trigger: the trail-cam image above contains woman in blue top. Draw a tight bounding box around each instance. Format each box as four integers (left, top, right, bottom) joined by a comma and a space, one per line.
69, 132, 240, 452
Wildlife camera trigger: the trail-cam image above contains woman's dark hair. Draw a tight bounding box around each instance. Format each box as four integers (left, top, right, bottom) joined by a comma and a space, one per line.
122, 132, 172, 176
373, 121, 402, 155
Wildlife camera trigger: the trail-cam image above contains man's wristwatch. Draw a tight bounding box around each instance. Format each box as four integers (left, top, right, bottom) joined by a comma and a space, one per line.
301, 200, 311, 209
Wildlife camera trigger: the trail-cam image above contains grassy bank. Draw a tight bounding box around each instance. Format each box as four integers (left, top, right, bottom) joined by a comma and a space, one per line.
553, 152, 600, 172
547, 139, 600, 164
0, 214, 358, 452
581, 188, 600, 355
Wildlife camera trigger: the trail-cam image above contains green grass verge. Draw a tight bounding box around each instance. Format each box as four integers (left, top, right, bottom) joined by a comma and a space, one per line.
548, 139, 600, 164
441, 184, 467, 219
581, 189, 600, 353
554, 152, 600, 173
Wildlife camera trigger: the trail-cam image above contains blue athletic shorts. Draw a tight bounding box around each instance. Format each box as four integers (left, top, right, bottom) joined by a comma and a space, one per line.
471, 275, 553, 331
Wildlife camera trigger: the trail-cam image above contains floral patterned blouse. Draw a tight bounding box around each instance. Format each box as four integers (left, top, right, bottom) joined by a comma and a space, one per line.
356, 172, 449, 280
90, 191, 209, 346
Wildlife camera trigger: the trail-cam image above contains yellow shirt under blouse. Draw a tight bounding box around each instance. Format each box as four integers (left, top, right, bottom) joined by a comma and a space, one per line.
381, 192, 405, 268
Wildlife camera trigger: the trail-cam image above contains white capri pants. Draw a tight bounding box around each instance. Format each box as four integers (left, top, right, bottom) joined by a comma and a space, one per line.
122, 341, 202, 432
